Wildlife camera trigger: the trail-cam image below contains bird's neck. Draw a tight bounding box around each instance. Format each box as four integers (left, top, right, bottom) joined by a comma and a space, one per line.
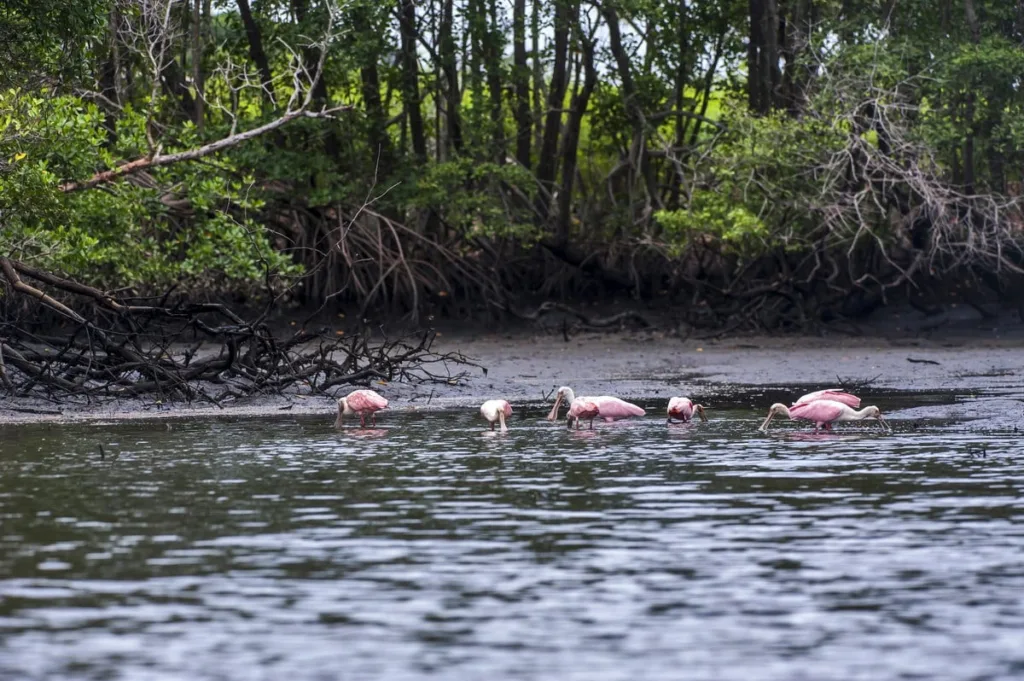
562, 388, 576, 404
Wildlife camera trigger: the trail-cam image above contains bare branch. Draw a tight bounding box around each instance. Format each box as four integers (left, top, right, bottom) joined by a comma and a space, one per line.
59, 106, 351, 192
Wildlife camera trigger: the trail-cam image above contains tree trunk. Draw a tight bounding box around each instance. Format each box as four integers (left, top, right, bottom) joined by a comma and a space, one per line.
762, 0, 781, 110
361, 59, 392, 176
963, 0, 980, 193
688, 33, 725, 147
191, 0, 204, 132
439, 0, 462, 153
237, 0, 276, 108
556, 29, 597, 244
483, 0, 506, 163
748, 0, 781, 113
160, 57, 197, 121
530, 0, 545, 159
98, 6, 121, 145
781, 0, 814, 115
398, 0, 427, 161
512, 0, 531, 168
535, 0, 574, 221
748, 0, 766, 113
668, 3, 690, 205
351, 8, 393, 176
602, 4, 659, 216
291, 0, 330, 108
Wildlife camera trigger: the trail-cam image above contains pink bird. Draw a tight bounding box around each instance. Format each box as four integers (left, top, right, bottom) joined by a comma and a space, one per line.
546, 386, 645, 423
794, 389, 861, 409
335, 389, 388, 428
759, 399, 889, 433
566, 397, 601, 429
667, 397, 708, 424
480, 399, 512, 432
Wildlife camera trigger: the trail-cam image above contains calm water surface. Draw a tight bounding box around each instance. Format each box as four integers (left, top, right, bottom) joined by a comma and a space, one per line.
1, 403, 1023, 680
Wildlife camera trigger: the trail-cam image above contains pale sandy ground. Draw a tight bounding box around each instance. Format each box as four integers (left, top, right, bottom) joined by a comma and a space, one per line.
1, 325, 1021, 430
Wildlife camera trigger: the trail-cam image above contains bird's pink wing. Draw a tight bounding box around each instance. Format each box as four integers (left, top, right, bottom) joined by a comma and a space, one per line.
796, 389, 860, 408
790, 399, 844, 423
668, 397, 693, 418
595, 396, 645, 419
349, 390, 388, 411
569, 398, 600, 419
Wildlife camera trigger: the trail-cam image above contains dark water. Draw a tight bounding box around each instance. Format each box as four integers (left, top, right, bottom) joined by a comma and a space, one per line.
1, 403, 1023, 680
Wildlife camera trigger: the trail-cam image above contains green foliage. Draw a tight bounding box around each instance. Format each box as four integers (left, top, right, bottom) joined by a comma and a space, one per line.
656, 193, 766, 257
0, 90, 298, 291
412, 159, 540, 241
3, 0, 1024, 311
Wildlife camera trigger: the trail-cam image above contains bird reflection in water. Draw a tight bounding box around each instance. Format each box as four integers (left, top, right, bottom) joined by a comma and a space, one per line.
343, 428, 388, 439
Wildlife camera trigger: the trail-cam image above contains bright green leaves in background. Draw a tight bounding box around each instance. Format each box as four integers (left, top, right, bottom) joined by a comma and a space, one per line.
0, 90, 296, 292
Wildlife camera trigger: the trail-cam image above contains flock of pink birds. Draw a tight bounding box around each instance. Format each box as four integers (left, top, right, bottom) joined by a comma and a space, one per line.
334, 387, 890, 434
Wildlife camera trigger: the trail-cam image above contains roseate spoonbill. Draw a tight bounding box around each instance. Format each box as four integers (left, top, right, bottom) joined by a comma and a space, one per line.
667, 397, 708, 424
546, 387, 645, 422
566, 397, 601, 430
480, 399, 512, 432
335, 389, 388, 428
759, 399, 889, 433
794, 389, 861, 408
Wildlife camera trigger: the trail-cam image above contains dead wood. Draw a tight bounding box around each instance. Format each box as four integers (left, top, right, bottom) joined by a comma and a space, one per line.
58, 107, 350, 192
0, 258, 481, 403
493, 299, 650, 330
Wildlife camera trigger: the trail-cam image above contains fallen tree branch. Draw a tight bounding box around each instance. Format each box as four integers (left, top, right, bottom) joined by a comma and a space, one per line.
0, 262, 482, 402
60, 106, 350, 192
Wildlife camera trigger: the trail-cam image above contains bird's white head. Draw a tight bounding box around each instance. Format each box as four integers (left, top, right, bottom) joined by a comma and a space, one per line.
759, 403, 790, 432
546, 386, 575, 421
862, 405, 890, 431
334, 397, 351, 428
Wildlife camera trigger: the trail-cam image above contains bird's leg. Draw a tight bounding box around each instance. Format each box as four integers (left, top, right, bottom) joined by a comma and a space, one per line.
372, 413, 377, 426
490, 421, 495, 431
360, 413, 366, 428
588, 419, 594, 430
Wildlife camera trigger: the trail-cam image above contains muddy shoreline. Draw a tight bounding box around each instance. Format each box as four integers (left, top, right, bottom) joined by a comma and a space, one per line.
2, 311, 1022, 428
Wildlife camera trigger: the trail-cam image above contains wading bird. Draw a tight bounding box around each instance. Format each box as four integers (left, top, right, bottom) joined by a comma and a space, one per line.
759, 399, 889, 433
667, 397, 708, 424
547, 386, 645, 423
335, 389, 388, 428
567, 397, 601, 430
480, 399, 512, 432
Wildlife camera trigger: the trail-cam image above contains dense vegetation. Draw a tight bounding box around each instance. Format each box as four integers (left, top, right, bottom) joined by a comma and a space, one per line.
3, 0, 1024, 330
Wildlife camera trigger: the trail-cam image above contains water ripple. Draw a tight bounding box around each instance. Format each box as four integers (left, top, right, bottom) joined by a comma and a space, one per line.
0, 409, 1022, 680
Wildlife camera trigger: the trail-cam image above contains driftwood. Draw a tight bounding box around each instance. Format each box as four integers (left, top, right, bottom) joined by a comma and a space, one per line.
0, 257, 480, 403
494, 299, 651, 330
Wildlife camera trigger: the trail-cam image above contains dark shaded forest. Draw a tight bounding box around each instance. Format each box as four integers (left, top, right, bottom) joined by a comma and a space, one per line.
3, 0, 1024, 336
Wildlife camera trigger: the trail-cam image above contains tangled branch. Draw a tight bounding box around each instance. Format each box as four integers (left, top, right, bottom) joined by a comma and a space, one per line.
0, 258, 481, 403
